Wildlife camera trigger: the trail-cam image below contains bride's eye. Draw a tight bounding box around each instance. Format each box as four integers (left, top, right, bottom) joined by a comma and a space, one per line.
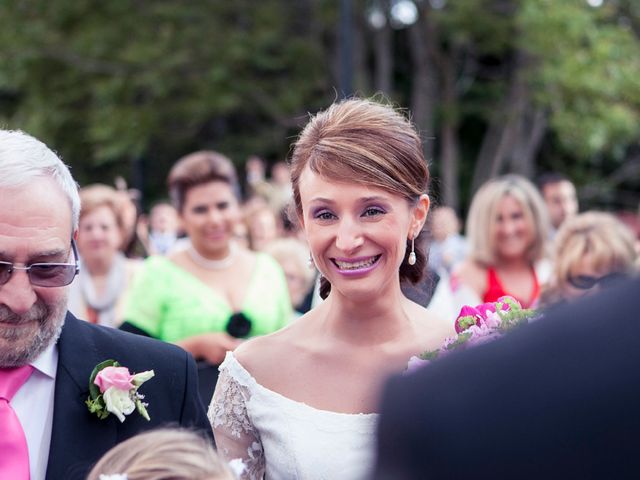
362, 207, 385, 217
314, 209, 336, 221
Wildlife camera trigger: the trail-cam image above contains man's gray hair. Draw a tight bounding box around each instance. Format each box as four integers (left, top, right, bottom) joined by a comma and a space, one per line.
0, 129, 80, 230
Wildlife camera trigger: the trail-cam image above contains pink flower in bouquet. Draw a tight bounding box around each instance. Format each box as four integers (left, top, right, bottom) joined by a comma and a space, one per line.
406, 296, 537, 374
455, 296, 518, 333
94, 366, 135, 393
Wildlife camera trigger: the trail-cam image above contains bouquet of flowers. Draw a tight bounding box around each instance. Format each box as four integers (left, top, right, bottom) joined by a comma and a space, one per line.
407, 296, 538, 372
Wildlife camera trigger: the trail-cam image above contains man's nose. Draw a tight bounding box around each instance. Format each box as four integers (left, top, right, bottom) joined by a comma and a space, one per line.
0, 269, 38, 315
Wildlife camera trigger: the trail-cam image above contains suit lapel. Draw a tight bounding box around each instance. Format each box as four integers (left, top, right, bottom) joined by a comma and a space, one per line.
45, 313, 118, 480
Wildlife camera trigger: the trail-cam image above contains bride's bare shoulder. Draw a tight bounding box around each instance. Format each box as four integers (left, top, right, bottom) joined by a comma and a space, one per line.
234, 313, 311, 378
407, 301, 455, 350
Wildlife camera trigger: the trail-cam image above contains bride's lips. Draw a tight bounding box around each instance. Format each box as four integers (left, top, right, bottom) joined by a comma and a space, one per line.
331, 254, 382, 276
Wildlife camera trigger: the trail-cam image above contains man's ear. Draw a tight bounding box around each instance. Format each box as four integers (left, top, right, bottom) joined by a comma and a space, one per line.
73, 229, 79, 242
410, 194, 430, 238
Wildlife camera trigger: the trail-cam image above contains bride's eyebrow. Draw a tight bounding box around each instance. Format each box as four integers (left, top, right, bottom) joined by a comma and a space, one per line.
308, 197, 334, 204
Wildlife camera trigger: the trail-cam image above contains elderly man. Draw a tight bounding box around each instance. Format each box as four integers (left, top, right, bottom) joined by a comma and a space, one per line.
0, 130, 211, 480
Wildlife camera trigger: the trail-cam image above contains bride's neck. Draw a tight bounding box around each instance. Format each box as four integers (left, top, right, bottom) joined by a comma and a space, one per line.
321, 290, 412, 345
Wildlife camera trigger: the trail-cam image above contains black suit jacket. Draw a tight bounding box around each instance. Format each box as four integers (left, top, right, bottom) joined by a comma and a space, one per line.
373, 276, 640, 480
44, 313, 211, 480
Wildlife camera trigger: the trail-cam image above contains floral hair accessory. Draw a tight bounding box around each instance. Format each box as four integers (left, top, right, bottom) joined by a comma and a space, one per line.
407, 296, 539, 373
99, 474, 128, 480
86, 359, 155, 423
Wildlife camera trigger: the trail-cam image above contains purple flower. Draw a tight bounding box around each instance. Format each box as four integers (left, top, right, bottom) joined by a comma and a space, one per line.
405, 355, 431, 374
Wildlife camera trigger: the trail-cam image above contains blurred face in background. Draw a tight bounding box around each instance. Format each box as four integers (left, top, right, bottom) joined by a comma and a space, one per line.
180, 181, 241, 258
77, 205, 123, 265
248, 208, 279, 251
150, 203, 179, 235
279, 258, 309, 308
431, 207, 459, 243
492, 194, 534, 262
543, 180, 578, 230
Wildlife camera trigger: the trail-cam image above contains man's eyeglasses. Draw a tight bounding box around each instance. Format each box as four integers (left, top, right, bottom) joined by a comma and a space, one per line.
0, 240, 80, 287
567, 272, 626, 290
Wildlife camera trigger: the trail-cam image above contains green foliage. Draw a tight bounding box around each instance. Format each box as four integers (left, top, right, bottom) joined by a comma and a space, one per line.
1, 0, 638, 208
0, 0, 332, 200
519, 0, 640, 159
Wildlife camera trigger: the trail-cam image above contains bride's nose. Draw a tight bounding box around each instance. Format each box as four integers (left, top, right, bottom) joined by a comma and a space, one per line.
335, 218, 364, 253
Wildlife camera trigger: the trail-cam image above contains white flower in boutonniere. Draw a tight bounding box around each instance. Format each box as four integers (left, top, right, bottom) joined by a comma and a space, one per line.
86, 359, 155, 423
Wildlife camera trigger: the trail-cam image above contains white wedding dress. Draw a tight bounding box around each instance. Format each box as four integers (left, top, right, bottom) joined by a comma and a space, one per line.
208, 351, 379, 480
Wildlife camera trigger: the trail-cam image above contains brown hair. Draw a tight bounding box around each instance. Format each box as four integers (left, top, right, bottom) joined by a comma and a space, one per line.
168, 151, 239, 212
289, 98, 430, 297
86, 428, 234, 480
79, 184, 126, 233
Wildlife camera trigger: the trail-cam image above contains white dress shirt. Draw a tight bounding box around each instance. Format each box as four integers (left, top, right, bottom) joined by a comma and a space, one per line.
13, 342, 58, 480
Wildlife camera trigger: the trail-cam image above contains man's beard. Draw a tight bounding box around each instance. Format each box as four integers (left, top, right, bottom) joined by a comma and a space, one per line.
0, 295, 67, 367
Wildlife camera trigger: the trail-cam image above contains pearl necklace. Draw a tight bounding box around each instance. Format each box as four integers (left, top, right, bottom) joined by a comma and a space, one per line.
187, 243, 237, 270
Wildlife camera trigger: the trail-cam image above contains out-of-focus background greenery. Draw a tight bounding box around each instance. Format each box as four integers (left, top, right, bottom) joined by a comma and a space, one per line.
1, 0, 638, 214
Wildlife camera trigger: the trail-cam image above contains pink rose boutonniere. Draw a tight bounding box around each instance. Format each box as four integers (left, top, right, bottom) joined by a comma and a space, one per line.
86, 359, 155, 422
407, 296, 539, 373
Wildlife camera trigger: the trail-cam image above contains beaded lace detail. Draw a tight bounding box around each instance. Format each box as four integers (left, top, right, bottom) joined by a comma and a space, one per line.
209, 366, 265, 479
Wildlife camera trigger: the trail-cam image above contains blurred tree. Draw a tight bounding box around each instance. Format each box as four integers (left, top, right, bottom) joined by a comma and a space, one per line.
0, 0, 638, 213
0, 0, 332, 205
358, 0, 640, 212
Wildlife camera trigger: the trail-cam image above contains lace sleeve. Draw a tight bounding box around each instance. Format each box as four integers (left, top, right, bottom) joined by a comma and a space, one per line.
208, 366, 265, 480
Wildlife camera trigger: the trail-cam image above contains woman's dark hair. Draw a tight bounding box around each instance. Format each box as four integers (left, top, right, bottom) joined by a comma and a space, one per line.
168, 151, 240, 212
289, 98, 430, 298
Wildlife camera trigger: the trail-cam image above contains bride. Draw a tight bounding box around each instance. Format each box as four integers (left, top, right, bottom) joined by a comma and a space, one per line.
209, 98, 453, 479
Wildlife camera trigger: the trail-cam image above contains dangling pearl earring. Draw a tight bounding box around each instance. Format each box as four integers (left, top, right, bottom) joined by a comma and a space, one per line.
308, 253, 315, 269
408, 237, 416, 266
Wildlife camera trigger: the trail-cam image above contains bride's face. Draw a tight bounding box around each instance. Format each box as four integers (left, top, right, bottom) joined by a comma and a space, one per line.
298, 166, 424, 301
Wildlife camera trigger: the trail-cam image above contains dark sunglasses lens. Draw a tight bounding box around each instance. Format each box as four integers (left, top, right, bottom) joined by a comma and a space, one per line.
29, 264, 76, 287
569, 275, 597, 290
600, 273, 625, 288
0, 263, 12, 285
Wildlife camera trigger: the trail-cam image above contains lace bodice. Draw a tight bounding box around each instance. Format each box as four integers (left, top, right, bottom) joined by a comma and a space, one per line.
208, 352, 379, 480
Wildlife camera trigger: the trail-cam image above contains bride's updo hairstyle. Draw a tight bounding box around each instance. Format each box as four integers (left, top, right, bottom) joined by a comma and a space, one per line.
290, 98, 430, 298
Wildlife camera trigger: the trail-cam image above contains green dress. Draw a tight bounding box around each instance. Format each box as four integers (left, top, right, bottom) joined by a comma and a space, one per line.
124, 253, 291, 342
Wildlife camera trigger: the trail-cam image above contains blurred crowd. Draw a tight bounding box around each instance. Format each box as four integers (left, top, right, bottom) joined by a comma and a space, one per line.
69, 150, 640, 405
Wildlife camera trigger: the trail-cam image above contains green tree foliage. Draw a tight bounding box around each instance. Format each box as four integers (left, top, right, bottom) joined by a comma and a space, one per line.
521, 0, 640, 158
1, 0, 638, 211
0, 0, 332, 200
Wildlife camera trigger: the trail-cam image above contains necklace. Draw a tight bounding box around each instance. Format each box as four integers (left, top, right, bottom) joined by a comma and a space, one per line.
187, 243, 237, 270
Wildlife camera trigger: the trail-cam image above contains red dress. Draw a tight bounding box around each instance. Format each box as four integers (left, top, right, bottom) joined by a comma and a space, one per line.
483, 267, 540, 308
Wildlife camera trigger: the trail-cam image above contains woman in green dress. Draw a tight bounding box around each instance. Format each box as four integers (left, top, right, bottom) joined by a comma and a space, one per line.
121, 151, 291, 376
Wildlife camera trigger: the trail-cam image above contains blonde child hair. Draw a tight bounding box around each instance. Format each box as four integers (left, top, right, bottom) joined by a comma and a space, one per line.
87, 428, 236, 480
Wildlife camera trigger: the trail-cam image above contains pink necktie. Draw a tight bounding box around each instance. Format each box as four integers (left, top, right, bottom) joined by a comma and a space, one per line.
0, 365, 34, 480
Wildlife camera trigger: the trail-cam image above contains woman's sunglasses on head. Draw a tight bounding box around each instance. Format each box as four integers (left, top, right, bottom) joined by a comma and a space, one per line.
568, 271, 626, 290
0, 240, 80, 287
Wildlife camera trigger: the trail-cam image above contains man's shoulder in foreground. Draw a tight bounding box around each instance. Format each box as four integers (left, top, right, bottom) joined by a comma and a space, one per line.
374, 276, 640, 480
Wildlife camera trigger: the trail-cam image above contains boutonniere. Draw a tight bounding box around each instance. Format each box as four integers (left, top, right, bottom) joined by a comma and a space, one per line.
86, 359, 155, 423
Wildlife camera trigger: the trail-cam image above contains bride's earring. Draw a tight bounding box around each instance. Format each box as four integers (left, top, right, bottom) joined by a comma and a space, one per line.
308, 253, 315, 269
407, 237, 416, 266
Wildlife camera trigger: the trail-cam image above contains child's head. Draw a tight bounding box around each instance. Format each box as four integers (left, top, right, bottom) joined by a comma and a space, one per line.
87, 428, 235, 480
